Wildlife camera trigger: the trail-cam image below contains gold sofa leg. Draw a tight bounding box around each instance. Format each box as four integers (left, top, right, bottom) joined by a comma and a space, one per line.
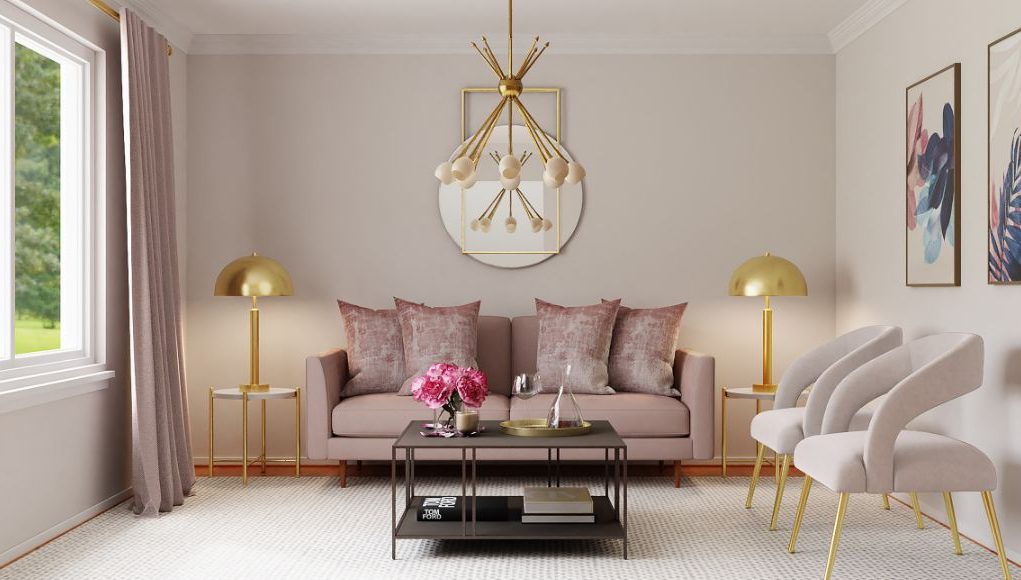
769, 454, 791, 531
745, 443, 766, 508
824, 493, 850, 580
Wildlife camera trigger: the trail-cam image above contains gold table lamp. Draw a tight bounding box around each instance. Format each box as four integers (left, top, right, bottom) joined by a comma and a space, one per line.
214, 253, 294, 392
729, 252, 807, 393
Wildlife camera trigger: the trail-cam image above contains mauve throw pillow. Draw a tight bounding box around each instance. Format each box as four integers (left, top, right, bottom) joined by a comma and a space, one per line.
603, 300, 687, 396
337, 301, 406, 396
535, 299, 620, 395
395, 298, 481, 394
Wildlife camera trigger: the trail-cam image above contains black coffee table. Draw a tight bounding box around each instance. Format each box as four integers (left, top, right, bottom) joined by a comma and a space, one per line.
390, 420, 629, 559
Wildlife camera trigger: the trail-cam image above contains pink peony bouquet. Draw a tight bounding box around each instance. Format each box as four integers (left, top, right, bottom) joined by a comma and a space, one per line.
410, 363, 488, 420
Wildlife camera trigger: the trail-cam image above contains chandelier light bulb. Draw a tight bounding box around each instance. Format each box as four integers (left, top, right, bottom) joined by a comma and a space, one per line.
499, 154, 522, 179
505, 216, 517, 233
451, 156, 475, 181
470, 218, 481, 231
480, 217, 492, 232
543, 170, 564, 189
545, 157, 568, 181
434, 161, 454, 184
530, 217, 542, 232
542, 218, 553, 231
564, 161, 586, 185
459, 170, 478, 190
500, 175, 521, 190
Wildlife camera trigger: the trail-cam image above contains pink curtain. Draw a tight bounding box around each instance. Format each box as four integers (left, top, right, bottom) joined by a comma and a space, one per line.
121, 9, 194, 515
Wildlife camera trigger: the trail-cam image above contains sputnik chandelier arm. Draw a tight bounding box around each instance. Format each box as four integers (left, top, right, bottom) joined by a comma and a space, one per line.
434, 0, 586, 193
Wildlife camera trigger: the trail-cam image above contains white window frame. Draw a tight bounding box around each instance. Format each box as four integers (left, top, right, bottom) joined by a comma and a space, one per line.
0, 1, 107, 399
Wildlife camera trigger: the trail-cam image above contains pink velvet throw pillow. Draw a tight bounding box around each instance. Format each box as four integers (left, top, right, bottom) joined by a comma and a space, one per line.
535, 299, 621, 395
603, 300, 687, 396
337, 301, 407, 396
395, 298, 481, 394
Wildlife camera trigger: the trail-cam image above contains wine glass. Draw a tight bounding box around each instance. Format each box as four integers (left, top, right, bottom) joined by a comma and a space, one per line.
512, 373, 541, 400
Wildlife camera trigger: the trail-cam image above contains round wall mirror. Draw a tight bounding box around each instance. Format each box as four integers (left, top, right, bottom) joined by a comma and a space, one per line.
438, 125, 584, 268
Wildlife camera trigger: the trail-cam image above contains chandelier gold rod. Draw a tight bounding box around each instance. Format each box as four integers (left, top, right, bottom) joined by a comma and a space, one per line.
471, 42, 504, 78
518, 108, 551, 163
515, 98, 564, 159
516, 36, 539, 78
481, 37, 506, 78
455, 96, 507, 161
518, 42, 549, 78
507, 0, 513, 76
486, 189, 508, 220
469, 99, 507, 161
514, 98, 554, 162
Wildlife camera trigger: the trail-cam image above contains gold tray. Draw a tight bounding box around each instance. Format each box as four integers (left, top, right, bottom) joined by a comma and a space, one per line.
499, 419, 592, 437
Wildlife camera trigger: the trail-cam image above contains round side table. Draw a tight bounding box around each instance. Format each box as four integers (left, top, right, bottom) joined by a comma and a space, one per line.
721, 386, 778, 478
208, 386, 301, 485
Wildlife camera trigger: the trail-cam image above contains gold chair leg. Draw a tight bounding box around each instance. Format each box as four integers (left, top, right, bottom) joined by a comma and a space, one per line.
774, 451, 780, 482
788, 476, 813, 553
981, 491, 1011, 580
745, 443, 766, 508
942, 492, 962, 556
208, 387, 214, 477
824, 493, 850, 580
769, 454, 792, 531
910, 492, 924, 529
882, 493, 890, 510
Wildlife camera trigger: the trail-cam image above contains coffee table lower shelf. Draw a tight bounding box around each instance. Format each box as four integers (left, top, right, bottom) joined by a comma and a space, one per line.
396, 495, 624, 540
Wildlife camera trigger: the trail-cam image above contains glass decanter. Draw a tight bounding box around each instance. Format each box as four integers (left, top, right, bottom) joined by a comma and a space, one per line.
546, 364, 584, 428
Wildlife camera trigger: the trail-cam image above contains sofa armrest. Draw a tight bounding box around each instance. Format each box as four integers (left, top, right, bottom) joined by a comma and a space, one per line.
675, 349, 715, 460
305, 349, 348, 460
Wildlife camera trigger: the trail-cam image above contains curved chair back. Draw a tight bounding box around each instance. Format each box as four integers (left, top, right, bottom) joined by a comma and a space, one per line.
858, 333, 983, 490
799, 326, 902, 437
773, 326, 901, 428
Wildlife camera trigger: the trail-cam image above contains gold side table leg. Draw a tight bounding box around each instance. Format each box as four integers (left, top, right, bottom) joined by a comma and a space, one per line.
261, 399, 267, 474
721, 389, 728, 477
295, 388, 302, 476
208, 387, 214, 477
242, 392, 249, 486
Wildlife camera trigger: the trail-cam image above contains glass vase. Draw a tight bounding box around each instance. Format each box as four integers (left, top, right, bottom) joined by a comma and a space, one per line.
545, 366, 583, 428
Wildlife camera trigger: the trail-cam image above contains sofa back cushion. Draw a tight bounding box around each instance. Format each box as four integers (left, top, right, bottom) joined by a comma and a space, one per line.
511, 315, 539, 378
395, 299, 480, 393
478, 316, 512, 396
338, 301, 406, 396
533, 299, 620, 395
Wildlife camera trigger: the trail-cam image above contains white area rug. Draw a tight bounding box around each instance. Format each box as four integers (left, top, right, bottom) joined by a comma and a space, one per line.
2, 474, 1015, 579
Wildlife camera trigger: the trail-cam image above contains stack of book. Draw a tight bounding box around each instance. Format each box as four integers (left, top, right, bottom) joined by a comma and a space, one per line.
521, 486, 594, 523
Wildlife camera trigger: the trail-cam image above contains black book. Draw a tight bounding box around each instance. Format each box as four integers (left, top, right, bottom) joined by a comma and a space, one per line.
416, 496, 514, 521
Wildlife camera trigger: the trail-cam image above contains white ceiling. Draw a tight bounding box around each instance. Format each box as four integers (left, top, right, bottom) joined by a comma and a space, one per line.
124, 0, 909, 55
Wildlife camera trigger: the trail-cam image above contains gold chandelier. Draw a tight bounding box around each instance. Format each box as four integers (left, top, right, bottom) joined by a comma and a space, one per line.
434, 0, 586, 234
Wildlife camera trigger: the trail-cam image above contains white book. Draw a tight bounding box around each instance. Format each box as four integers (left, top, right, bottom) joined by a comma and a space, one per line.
523, 487, 593, 514
522, 513, 596, 524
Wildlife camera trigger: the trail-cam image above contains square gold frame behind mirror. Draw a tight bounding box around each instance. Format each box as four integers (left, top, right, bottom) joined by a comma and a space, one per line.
460, 87, 561, 255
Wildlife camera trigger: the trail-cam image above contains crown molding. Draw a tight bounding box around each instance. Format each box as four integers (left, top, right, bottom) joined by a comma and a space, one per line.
115, 0, 194, 52
828, 0, 908, 53
189, 32, 834, 56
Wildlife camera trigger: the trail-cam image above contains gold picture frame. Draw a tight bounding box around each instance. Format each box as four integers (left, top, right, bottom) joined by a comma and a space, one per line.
459, 87, 562, 255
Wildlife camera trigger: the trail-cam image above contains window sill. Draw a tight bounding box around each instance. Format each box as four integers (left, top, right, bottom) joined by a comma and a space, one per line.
0, 365, 115, 414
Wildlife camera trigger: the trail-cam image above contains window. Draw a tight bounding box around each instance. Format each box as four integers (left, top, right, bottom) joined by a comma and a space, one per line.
0, 3, 97, 386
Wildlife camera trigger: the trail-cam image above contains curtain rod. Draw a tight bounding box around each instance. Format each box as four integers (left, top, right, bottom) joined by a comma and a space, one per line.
88, 0, 173, 55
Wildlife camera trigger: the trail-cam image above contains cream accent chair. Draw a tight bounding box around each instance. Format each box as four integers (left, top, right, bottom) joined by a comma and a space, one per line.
746, 326, 903, 531
791, 333, 1010, 580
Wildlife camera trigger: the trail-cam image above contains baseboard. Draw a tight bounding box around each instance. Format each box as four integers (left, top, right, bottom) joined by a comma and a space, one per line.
0, 488, 132, 567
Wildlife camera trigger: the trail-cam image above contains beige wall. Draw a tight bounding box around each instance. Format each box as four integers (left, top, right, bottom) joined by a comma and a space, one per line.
186, 54, 836, 465
835, 0, 1021, 559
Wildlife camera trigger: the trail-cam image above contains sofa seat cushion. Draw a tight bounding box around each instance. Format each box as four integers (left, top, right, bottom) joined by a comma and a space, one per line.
333, 393, 510, 437
510, 393, 689, 438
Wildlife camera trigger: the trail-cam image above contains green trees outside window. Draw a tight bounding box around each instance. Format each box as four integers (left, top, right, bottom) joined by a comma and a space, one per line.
14, 43, 61, 354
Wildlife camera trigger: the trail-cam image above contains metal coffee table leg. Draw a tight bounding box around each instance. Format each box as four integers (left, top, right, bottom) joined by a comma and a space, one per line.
623, 446, 629, 560
391, 446, 397, 560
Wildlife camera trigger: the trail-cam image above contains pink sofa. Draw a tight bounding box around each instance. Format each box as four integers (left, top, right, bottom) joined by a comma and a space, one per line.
305, 315, 715, 487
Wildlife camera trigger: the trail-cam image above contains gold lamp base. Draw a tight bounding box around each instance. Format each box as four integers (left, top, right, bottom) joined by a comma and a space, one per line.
240, 383, 270, 393
752, 383, 778, 394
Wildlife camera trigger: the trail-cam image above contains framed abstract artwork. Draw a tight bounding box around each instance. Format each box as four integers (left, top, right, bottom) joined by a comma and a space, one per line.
906, 64, 960, 286
989, 27, 1021, 284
